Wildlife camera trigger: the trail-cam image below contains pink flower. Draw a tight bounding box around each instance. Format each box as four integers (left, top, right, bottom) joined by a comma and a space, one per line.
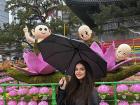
136, 72, 140, 76
29, 87, 39, 95
109, 87, 114, 96
6, 86, 17, 92
129, 84, 140, 93
0, 100, 4, 105
28, 101, 38, 105
8, 100, 17, 105
18, 88, 28, 95
38, 101, 48, 105
118, 101, 129, 105
117, 84, 128, 93
39, 87, 49, 94
17, 101, 27, 105
97, 85, 110, 94
9, 90, 17, 97
0, 87, 3, 94
99, 101, 109, 105
130, 103, 140, 105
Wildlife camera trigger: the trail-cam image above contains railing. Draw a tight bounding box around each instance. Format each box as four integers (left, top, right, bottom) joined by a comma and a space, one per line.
0, 81, 140, 105
0, 83, 58, 105
96, 81, 140, 105
102, 38, 140, 63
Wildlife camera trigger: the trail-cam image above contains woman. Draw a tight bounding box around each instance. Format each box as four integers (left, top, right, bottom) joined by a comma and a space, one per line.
57, 60, 100, 105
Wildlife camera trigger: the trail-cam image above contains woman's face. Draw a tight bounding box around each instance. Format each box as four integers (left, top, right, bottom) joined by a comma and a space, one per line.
75, 63, 86, 80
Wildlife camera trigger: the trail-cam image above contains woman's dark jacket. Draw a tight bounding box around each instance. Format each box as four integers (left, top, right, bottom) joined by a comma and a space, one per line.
57, 87, 100, 105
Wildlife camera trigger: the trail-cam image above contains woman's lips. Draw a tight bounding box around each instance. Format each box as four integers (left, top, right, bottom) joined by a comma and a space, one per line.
76, 74, 81, 77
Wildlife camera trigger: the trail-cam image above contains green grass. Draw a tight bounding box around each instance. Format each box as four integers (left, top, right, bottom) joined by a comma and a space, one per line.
5, 68, 64, 83
5, 64, 140, 83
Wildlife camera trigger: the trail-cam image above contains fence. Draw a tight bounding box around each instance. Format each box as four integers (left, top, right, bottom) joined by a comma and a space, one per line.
0, 81, 140, 105
103, 38, 140, 63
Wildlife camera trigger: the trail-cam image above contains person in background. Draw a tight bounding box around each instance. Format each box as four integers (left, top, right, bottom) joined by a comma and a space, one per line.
57, 60, 100, 105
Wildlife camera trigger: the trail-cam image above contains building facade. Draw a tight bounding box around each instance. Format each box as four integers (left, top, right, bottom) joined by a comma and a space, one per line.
0, 0, 9, 28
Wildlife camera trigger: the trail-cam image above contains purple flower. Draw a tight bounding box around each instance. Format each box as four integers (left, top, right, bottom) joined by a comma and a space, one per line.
39, 87, 49, 94
97, 85, 110, 94
136, 72, 140, 76
18, 88, 28, 95
129, 84, 140, 93
0, 87, 3, 94
6, 86, 17, 92
117, 84, 128, 93
99, 101, 109, 105
29, 87, 39, 95
0, 100, 4, 105
28, 101, 38, 105
9, 90, 17, 97
8, 100, 17, 105
1, 77, 14, 83
130, 103, 140, 105
118, 100, 129, 105
17, 101, 27, 105
38, 101, 48, 105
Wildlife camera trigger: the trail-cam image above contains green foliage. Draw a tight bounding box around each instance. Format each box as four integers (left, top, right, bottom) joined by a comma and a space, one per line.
5, 64, 140, 83
99, 92, 140, 105
48, 5, 81, 35
1, 0, 61, 44
6, 68, 64, 83
92, 0, 140, 34
100, 64, 140, 82
0, 23, 24, 44
48, 18, 64, 34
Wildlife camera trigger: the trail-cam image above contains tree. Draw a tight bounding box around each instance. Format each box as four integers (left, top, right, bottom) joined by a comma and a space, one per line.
6, 0, 61, 24
92, 0, 140, 34
0, 23, 23, 44
64, 0, 140, 34
0, 0, 63, 44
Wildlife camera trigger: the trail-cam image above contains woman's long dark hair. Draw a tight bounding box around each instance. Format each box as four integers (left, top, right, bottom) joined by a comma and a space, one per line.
64, 60, 95, 105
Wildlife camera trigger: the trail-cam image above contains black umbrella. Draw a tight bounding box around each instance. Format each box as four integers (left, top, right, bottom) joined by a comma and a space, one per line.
37, 34, 107, 79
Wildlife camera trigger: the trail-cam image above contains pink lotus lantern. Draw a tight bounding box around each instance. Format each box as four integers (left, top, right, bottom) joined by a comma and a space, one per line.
129, 84, 140, 93
117, 84, 128, 93
38, 101, 48, 105
0, 87, 3, 94
28, 87, 39, 95
0, 100, 4, 105
39, 87, 49, 94
18, 88, 28, 96
17, 101, 27, 105
97, 85, 110, 94
9, 90, 17, 97
99, 101, 109, 105
28, 101, 38, 105
118, 100, 129, 105
6, 86, 17, 92
109, 87, 114, 96
8, 100, 17, 105
23, 52, 55, 75
130, 103, 140, 105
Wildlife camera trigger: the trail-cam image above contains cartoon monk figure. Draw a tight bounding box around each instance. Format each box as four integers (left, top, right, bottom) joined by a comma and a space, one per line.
16, 24, 55, 75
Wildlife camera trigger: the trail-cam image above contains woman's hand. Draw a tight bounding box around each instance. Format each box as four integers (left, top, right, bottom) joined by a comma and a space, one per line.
59, 77, 67, 90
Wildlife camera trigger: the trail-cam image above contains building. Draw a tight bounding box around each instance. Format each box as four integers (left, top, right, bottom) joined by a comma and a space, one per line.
64, 0, 140, 41
0, 0, 9, 28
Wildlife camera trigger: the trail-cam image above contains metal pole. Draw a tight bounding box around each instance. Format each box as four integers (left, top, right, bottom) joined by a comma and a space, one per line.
64, 23, 66, 36
3, 86, 7, 105
51, 84, 57, 105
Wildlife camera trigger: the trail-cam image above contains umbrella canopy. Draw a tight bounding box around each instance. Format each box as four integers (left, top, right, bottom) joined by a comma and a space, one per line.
37, 34, 107, 79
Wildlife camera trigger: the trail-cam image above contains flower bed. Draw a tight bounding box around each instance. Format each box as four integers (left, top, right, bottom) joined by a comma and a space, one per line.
0, 86, 52, 105
97, 84, 140, 105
